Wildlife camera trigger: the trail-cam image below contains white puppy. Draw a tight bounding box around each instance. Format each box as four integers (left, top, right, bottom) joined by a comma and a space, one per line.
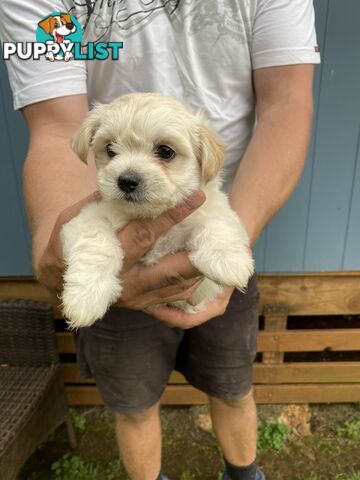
61, 93, 254, 329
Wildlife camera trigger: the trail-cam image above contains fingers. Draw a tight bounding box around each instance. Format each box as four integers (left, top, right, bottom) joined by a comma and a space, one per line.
136, 252, 202, 290
146, 287, 234, 329
117, 277, 203, 310
118, 191, 205, 270
146, 303, 211, 329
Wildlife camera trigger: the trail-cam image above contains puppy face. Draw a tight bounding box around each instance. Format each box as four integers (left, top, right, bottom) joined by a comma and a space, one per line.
72, 93, 225, 218
38, 14, 76, 42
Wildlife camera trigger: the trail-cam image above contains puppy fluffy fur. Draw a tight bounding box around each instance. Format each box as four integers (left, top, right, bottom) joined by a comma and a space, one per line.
61, 93, 254, 328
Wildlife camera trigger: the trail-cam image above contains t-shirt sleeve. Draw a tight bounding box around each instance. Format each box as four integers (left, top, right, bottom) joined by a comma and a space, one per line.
251, 0, 321, 70
0, 0, 87, 110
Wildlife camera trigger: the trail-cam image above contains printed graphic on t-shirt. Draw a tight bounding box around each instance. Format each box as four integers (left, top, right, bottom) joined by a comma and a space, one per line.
71, 0, 250, 44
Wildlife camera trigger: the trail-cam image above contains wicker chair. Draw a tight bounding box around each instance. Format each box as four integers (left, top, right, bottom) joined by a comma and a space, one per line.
0, 299, 76, 480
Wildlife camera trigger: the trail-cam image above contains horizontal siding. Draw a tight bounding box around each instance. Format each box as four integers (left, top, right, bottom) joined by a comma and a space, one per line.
303, 0, 360, 272
0, 64, 31, 275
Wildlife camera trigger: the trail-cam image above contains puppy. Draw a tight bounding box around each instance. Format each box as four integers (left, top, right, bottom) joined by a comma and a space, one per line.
61, 93, 254, 329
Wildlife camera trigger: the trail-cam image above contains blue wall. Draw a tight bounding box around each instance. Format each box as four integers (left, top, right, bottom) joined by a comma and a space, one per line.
0, 0, 359, 276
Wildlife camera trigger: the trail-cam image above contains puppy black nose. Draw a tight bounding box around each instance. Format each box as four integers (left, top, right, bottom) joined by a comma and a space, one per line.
66, 23, 74, 29
117, 174, 141, 193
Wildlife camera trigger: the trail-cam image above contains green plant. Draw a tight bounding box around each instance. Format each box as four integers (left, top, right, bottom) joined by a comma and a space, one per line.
296, 473, 360, 480
295, 474, 321, 480
336, 420, 360, 440
51, 453, 100, 480
257, 420, 291, 451
104, 459, 125, 480
334, 473, 360, 480
179, 471, 196, 480
69, 408, 87, 432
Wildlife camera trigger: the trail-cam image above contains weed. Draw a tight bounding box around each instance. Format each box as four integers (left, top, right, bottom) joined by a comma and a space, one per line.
51, 454, 127, 480
179, 471, 196, 480
334, 474, 360, 480
295, 474, 321, 480
69, 408, 87, 432
295, 473, 360, 480
51, 453, 99, 480
104, 459, 126, 480
258, 420, 291, 451
336, 420, 360, 440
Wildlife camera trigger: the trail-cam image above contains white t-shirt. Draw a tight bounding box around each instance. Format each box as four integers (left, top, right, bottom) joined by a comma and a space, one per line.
0, 0, 320, 171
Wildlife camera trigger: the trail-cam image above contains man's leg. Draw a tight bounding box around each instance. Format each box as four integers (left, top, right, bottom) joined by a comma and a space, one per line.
209, 389, 257, 466
115, 401, 162, 480
175, 277, 262, 479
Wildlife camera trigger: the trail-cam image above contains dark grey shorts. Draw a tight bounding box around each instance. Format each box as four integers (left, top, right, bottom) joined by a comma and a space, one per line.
74, 275, 259, 414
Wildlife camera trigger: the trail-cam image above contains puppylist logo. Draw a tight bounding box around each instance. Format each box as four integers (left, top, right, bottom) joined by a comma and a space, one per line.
3, 12, 123, 62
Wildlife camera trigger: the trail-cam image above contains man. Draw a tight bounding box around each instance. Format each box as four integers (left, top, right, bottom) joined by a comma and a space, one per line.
0, 1, 320, 479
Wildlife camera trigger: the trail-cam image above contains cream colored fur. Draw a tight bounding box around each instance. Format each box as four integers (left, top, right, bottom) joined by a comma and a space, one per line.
61, 93, 254, 329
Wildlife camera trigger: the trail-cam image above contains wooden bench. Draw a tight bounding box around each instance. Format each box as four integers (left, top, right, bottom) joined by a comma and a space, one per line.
1, 273, 360, 405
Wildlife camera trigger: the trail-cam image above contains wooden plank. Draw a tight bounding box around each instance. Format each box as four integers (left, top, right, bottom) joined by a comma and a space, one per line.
57, 329, 360, 355
61, 362, 360, 386
66, 383, 360, 406
262, 305, 288, 364
258, 274, 360, 315
0, 279, 58, 306
57, 333, 76, 353
254, 362, 360, 384
258, 329, 360, 352
2, 273, 360, 315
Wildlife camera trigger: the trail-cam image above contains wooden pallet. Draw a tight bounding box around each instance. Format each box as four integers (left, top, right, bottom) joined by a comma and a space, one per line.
1, 273, 360, 404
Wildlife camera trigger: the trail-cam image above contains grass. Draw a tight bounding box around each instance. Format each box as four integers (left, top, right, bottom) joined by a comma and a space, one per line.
19, 404, 360, 480
50, 454, 127, 480
296, 474, 360, 480
336, 419, 360, 440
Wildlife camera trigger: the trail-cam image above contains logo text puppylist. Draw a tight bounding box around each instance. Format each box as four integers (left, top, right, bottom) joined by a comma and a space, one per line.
3, 12, 123, 62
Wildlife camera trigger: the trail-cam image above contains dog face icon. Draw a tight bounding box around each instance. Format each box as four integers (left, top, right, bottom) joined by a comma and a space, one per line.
38, 14, 76, 43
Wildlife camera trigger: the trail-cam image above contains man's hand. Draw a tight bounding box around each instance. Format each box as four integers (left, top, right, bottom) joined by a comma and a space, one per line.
36, 190, 207, 315
146, 287, 235, 329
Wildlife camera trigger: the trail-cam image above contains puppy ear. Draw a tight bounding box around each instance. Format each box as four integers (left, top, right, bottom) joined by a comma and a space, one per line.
71, 105, 107, 163
197, 123, 226, 184
38, 17, 53, 35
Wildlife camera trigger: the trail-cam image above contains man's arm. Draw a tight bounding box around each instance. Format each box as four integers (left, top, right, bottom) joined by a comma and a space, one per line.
229, 64, 314, 245
23, 94, 96, 271
153, 64, 315, 328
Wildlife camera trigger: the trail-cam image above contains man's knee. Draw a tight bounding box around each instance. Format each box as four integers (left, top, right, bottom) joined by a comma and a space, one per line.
115, 402, 160, 426
209, 388, 255, 410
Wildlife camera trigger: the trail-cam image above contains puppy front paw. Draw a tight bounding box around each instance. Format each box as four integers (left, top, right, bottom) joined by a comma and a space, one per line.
61, 277, 122, 329
189, 245, 254, 291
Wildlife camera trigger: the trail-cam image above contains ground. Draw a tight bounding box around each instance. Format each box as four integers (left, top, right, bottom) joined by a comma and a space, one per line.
19, 403, 360, 480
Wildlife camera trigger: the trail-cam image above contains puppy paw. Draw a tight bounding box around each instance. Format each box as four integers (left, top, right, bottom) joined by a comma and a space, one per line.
189, 245, 254, 290
61, 277, 122, 329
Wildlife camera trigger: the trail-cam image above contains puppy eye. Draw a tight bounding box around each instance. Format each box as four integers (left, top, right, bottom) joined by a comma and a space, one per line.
106, 144, 116, 158
154, 145, 176, 161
